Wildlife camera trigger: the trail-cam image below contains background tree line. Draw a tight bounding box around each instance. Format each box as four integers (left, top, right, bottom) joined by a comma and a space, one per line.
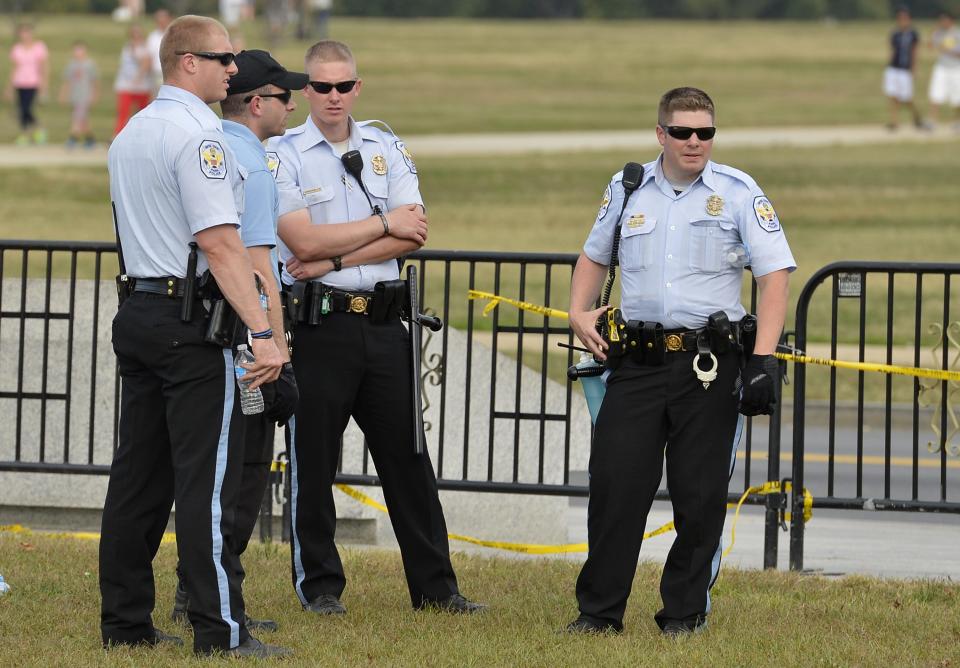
3, 0, 957, 20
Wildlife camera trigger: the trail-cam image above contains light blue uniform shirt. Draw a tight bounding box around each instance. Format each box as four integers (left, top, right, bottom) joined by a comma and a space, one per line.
267, 115, 423, 290
222, 119, 281, 290
108, 84, 241, 278
583, 156, 796, 329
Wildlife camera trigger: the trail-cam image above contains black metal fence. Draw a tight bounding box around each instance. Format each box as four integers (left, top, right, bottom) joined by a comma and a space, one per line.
6, 242, 960, 569
789, 261, 960, 571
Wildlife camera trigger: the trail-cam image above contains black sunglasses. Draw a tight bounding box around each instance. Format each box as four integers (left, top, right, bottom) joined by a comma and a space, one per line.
244, 90, 292, 105
661, 125, 716, 141
308, 80, 358, 94
175, 50, 236, 66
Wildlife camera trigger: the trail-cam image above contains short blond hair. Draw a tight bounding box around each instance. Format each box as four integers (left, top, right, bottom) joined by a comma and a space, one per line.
159, 14, 228, 80
305, 40, 356, 74
657, 87, 715, 126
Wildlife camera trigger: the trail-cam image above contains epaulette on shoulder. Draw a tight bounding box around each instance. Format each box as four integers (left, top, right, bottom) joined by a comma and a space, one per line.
357, 119, 398, 138
711, 163, 758, 189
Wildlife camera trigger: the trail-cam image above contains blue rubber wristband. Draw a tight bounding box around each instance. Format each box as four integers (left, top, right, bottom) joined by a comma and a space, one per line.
250, 328, 273, 340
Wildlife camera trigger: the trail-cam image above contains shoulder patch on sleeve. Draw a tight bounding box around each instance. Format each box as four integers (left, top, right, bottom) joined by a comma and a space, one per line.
198, 140, 227, 180
266, 151, 280, 179
596, 184, 611, 222
395, 140, 417, 174
753, 195, 781, 232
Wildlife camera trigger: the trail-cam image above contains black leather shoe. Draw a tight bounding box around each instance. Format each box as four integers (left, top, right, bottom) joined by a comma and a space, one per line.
222, 637, 293, 658
304, 594, 346, 615
151, 628, 185, 647
170, 576, 189, 625
244, 613, 279, 632
418, 593, 487, 614
565, 615, 622, 635
103, 629, 185, 649
660, 619, 703, 638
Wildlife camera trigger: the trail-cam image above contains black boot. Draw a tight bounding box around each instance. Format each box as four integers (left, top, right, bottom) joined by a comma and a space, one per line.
171, 569, 189, 625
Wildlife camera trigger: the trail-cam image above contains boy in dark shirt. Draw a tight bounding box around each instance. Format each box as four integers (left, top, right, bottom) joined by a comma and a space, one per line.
883, 6, 924, 130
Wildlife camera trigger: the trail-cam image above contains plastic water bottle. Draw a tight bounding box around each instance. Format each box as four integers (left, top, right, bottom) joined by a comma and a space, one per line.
726, 245, 749, 268
0, 574, 10, 595
234, 344, 264, 415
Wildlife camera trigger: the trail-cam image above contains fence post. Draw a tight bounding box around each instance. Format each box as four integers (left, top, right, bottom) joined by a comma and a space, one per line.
762, 334, 787, 569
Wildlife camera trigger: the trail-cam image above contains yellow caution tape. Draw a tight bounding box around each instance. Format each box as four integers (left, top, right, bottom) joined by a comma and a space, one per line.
723, 481, 813, 559
338, 484, 730, 555
468, 290, 960, 382
0, 523, 176, 544
467, 290, 570, 320
773, 351, 960, 383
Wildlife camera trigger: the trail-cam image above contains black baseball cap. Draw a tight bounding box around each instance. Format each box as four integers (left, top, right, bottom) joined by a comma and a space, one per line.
226, 50, 309, 96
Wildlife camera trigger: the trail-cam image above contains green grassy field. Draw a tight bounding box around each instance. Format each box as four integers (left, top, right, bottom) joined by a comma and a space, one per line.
1, 531, 959, 666
0, 15, 951, 142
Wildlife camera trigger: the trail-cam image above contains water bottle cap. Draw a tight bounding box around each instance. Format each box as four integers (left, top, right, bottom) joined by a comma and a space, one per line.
237, 344, 248, 351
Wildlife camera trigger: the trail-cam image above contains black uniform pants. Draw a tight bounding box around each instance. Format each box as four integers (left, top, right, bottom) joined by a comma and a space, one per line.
287, 312, 458, 607
232, 413, 275, 559
575, 350, 742, 631
100, 294, 249, 653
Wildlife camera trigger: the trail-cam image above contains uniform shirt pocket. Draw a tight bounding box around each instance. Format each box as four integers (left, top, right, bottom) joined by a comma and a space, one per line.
619, 218, 657, 271
366, 174, 389, 207
301, 184, 334, 208
689, 218, 739, 273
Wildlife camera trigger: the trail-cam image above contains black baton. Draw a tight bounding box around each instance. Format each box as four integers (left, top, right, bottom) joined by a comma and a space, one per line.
405, 264, 442, 455
181, 242, 198, 322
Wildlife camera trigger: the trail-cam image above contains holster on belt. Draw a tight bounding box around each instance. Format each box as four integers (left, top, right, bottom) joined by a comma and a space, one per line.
197, 271, 244, 347
707, 310, 733, 355
737, 314, 758, 360
372, 279, 406, 324
115, 275, 135, 307
598, 308, 628, 371
640, 321, 665, 366
284, 281, 307, 324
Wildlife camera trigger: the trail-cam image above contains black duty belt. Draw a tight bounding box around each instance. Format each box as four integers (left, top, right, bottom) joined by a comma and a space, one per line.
133, 276, 192, 298
314, 283, 377, 315
662, 328, 705, 353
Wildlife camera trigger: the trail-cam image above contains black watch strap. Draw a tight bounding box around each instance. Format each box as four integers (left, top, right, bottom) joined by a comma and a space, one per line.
332, 255, 342, 272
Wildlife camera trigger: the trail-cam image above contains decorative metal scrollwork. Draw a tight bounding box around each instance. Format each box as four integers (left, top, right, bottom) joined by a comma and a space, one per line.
419, 307, 444, 433
918, 321, 960, 455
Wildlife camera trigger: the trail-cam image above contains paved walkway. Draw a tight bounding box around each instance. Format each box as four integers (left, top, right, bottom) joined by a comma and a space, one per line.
1, 123, 957, 168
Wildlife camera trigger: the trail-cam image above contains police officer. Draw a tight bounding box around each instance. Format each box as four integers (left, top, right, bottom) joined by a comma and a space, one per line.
268, 40, 483, 615
170, 49, 307, 635
101, 15, 288, 658
566, 87, 795, 637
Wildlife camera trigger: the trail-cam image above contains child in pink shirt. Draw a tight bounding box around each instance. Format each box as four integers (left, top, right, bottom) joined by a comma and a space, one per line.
5, 23, 49, 144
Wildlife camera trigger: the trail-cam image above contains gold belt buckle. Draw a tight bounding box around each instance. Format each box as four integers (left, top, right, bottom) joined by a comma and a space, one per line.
348, 295, 368, 314
665, 333, 683, 352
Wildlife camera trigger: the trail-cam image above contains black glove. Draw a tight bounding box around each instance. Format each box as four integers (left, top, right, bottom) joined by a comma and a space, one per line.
738, 354, 779, 416
264, 362, 299, 425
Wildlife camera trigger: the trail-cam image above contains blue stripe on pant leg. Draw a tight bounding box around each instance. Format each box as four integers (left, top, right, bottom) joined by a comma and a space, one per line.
288, 415, 308, 605
212, 349, 240, 647
705, 413, 744, 615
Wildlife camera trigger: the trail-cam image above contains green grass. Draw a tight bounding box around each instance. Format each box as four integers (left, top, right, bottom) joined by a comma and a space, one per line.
0, 15, 951, 142
1, 531, 959, 666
